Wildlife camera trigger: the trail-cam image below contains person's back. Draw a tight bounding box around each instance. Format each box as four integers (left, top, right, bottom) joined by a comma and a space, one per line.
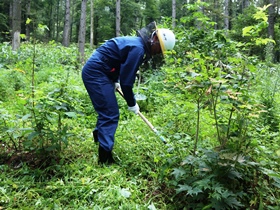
96, 36, 145, 64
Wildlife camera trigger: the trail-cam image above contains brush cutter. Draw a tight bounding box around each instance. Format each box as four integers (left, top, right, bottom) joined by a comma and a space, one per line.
116, 88, 167, 144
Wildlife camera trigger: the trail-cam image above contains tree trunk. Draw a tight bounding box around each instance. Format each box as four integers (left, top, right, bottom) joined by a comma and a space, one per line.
196, 0, 204, 30
268, 0, 275, 39
172, 0, 176, 29
242, 0, 250, 9
9, 2, 13, 30
224, 0, 229, 30
12, 0, 21, 51
116, 0, 121, 37
25, 0, 31, 41
90, 0, 94, 48
56, 0, 60, 41
213, 0, 218, 30
48, 0, 53, 40
78, 0, 87, 63
62, 0, 71, 47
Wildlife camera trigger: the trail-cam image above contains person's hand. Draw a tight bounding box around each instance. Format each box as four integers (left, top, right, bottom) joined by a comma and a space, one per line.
114, 82, 120, 90
128, 103, 140, 114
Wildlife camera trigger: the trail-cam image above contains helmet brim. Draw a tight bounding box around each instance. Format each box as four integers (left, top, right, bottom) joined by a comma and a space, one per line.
156, 28, 166, 55
156, 28, 176, 56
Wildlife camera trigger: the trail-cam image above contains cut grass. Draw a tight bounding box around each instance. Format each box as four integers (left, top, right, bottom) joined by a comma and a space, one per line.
0, 114, 180, 210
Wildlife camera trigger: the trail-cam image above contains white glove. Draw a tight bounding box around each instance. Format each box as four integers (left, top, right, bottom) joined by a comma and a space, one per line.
128, 103, 140, 114
114, 82, 120, 90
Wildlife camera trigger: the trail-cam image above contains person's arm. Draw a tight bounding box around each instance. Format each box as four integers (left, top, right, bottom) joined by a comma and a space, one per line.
119, 47, 144, 107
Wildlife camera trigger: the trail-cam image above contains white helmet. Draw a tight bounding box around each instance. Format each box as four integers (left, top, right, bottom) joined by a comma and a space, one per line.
156, 28, 175, 54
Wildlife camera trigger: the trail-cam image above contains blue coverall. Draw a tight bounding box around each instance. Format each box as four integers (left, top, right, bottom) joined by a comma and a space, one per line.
82, 36, 146, 152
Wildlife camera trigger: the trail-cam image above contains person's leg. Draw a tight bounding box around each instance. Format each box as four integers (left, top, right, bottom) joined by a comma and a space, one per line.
82, 68, 119, 163
93, 128, 98, 143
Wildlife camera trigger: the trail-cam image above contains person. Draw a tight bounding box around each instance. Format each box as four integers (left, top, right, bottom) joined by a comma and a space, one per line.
82, 22, 175, 164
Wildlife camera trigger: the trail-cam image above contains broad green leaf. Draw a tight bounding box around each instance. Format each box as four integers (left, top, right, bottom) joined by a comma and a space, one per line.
194, 178, 212, 190
171, 168, 186, 179
176, 184, 192, 194
27, 131, 39, 140
26, 18, 32, 24
211, 191, 222, 200
22, 114, 31, 121
255, 38, 275, 46
65, 112, 77, 118
242, 26, 254, 37
182, 155, 197, 165
20, 34, 26, 39
187, 187, 202, 196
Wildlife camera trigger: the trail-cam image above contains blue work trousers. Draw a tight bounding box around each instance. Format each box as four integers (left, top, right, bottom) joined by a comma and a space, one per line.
82, 65, 119, 152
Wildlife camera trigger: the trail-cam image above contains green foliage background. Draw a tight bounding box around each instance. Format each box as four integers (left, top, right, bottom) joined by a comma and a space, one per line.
1, 3, 280, 210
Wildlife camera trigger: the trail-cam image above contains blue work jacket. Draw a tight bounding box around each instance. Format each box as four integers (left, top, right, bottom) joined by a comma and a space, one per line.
93, 36, 146, 106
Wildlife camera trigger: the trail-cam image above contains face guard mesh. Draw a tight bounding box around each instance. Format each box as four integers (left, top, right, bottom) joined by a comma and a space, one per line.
137, 21, 157, 60
137, 21, 164, 68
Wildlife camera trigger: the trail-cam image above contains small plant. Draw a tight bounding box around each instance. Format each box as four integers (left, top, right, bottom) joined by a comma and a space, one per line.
169, 148, 279, 209
0, 39, 85, 156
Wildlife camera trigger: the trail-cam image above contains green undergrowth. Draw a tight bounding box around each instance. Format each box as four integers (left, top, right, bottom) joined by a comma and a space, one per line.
1, 37, 280, 209
0, 138, 176, 209
1, 111, 187, 209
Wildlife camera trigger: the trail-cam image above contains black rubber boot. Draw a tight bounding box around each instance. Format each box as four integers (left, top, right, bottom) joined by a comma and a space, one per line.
93, 130, 98, 143
98, 146, 115, 165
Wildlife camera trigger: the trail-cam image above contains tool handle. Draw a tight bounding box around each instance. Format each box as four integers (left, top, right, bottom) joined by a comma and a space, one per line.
138, 112, 154, 130
116, 88, 167, 144
138, 110, 167, 144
